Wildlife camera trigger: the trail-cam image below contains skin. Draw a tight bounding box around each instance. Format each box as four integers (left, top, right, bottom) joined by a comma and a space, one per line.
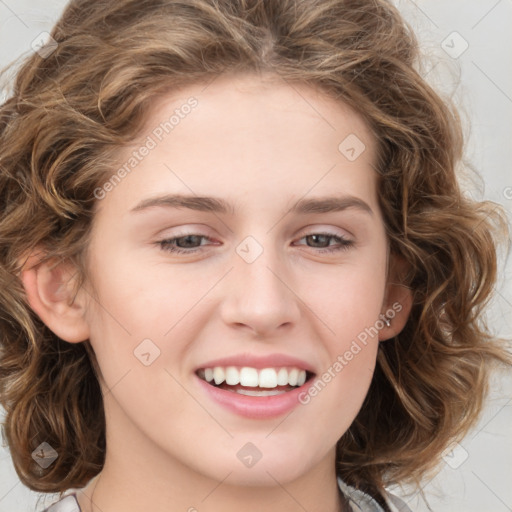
21, 72, 412, 512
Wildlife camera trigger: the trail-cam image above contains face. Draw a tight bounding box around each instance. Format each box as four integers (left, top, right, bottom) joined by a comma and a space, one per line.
80, 73, 396, 487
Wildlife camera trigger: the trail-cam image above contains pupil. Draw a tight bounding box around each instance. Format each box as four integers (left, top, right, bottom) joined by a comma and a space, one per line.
309, 234, 328, 247
179, 235, 199, 247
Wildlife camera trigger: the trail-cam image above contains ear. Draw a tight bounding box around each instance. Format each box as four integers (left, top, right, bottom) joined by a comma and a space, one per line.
19, 251, 90, 343
378, 253, 413, 341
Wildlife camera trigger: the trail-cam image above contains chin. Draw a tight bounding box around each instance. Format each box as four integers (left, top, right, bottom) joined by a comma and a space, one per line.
193, 444, 318, 488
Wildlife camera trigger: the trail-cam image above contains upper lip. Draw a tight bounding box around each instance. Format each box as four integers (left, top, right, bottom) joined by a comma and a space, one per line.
195, 353, 316, 374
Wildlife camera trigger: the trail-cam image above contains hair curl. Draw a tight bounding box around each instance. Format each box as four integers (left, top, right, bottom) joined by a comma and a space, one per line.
0, 0, 510, 506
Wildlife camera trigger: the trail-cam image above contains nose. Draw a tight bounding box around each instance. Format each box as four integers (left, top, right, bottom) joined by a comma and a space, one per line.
219, 242, 301, 337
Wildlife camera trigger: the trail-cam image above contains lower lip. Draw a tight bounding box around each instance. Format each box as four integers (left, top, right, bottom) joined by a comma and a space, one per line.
195, 376, 311, 419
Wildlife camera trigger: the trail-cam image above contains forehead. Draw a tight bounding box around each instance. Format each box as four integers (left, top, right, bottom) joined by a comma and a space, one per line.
147, 72, 375, 148
94, 72, 379, 218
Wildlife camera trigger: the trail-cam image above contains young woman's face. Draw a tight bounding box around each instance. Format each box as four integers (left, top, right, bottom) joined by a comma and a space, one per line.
82, 73, 395, 486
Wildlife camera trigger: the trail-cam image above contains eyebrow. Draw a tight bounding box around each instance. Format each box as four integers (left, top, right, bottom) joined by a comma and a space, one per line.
130, 194, 373, 216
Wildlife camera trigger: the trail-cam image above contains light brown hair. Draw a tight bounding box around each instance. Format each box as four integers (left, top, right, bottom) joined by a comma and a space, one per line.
0, 0, 510, 506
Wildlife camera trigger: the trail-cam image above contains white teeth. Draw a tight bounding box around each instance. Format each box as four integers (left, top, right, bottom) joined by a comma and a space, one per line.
259, 368, 277, 388
276, 368, 288, 386
235, 388, 285, 396
288, 368, 299, 386
240, 367, 259, 387
213, 367, 225, 385
225, 366, 240, 385
200, 366, 308, 389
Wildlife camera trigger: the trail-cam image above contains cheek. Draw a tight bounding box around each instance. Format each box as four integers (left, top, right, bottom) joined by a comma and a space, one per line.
302, 256, 387, 344
298, 256, 386, 415
85, 246, 201, 337
82, 255, 214, 398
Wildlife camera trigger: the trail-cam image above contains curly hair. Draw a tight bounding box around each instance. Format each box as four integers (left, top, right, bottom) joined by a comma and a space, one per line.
0, 0, 510, 505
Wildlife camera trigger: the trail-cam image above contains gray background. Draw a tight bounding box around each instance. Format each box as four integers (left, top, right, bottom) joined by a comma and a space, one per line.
0, 1, 510, 511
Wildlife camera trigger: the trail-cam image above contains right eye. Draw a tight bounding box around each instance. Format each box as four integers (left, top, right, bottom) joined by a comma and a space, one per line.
157, 234, 215, 254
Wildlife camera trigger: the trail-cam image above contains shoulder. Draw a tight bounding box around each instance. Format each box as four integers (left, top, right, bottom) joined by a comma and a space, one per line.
42, 493, 81, 512
337, 477, 412, 512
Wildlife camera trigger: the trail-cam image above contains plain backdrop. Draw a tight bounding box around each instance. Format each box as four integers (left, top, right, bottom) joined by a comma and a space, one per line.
0, 1, 510, 511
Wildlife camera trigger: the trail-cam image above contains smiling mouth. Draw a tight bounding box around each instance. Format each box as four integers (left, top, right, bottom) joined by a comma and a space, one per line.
196, 366, 315, 396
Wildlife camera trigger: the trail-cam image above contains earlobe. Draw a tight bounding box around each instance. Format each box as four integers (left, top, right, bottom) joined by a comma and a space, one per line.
19, 253, 90, 343
379, 254, 413, 341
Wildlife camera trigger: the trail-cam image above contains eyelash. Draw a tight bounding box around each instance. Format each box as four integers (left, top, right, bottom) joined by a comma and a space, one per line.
157, 232, 354, 255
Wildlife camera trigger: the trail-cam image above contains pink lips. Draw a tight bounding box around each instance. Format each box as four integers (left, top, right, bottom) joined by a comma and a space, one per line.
194, 353, 315, 419
195, 353, 316, 373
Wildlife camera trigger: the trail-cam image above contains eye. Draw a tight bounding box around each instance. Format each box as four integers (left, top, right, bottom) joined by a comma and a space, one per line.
158, 234, 214, 254
293, 233, 354, 253
157, 232, 354, 255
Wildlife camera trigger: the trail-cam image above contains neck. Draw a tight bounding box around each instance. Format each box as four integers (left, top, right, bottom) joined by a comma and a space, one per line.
75, 395, 348, 512
77, 469, 347, 512
75, 435, 347, 512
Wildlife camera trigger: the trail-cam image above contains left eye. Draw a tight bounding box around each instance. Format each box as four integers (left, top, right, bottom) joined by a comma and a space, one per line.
295, 233, 354, 253
157, 232, 354, 255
